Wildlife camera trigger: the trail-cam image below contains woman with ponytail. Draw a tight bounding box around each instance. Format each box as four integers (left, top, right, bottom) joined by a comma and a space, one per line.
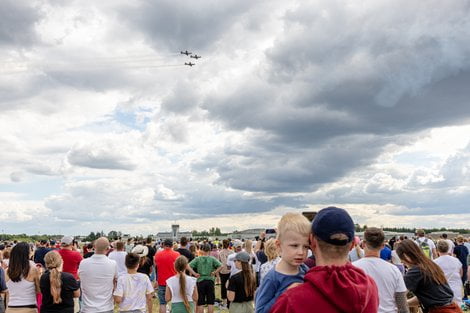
5, 242, 40, 313
165, 256, 198, 313
227, 252, 256, 313
396, 239, 461, 313
40, 251, 79, 313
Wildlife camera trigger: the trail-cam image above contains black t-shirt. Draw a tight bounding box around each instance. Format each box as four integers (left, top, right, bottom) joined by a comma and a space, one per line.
146, 245, 156, 265
404, 266, 453, 310
256, 250, 268, 265
0, 267, 7, 292
454, 245, 469, 267
137, 257, 152, 276
176, 248, 194, 262
34, 247, 51, 267
227, 272, 254, 303
40, 271, 79, 313
83, 252, 94, 259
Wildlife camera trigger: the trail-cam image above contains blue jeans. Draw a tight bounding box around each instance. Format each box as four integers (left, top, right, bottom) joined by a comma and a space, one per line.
158, 285, 167, 305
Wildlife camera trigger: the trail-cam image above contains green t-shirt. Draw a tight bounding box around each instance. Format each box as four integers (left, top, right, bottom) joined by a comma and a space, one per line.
189, 256, 222, 282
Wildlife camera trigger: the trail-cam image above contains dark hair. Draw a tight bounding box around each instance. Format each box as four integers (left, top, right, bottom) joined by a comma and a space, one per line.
125, 253, 141, 269
240, 261, 256, 297
202, 244, 211, 252
222, 239, 230, 249
364, 227, 385, 250
396, 239, 447, 285
189, 244, 196, 256
180, 237, 188, 246
7, 242, 31, 282
442, 233, 448, 239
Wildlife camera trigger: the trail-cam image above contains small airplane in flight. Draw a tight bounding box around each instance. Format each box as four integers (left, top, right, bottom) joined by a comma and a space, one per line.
185, 62, 195, 67
180, 50, 192, 56
190, 54, 201, 59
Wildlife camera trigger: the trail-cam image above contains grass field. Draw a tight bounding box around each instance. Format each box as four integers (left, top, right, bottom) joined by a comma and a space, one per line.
148, 283, 230, 313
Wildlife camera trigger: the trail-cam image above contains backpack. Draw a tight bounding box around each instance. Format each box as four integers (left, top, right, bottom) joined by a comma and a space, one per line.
416, 238, 432, 258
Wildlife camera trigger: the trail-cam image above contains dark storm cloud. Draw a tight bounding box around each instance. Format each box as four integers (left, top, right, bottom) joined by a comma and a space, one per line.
0, 0, 42, 46
193, 134, 396, 193
201, 1, 470, 196
118, 0, 253, 52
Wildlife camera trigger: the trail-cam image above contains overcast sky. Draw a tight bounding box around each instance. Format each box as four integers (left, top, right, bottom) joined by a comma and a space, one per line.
1, 0, 470, 236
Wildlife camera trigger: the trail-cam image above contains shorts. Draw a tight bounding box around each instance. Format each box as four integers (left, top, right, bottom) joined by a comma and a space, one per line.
196, 280, 215, 306
171, 302, 194, 313
5, 308, 37, 313
158, 285, 167, 305
229, 301, 254, 313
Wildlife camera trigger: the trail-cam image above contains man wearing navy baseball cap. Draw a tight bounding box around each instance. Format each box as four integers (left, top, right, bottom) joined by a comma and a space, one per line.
271, 207, 379, 313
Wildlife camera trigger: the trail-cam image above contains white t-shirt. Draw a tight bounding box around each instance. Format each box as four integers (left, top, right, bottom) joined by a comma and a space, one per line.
113, 272, 154, 312
464, 242, 470, 253
354, 257, 407, 313
78, 254, 117, 313
348, 247, 364, 262
166, 274, 197, 303
260, 257, 280, 283
108, 250, 128, 277
391, 250, 402, 265
434, 255, 463, 306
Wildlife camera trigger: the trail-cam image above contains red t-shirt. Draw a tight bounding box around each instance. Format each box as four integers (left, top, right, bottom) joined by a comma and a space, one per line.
154, 248, 180, 286
57, 248, 83, 280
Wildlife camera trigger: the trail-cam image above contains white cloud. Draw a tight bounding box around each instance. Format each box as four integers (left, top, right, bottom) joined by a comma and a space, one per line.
0, 0, 469, 235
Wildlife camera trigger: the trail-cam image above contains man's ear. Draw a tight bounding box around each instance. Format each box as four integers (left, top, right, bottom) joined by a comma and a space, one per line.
309, 234, 316, 251
349, 241, 355, 251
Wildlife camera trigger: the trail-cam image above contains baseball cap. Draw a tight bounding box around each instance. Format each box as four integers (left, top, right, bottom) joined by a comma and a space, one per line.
312, 207, 354, 246
131, 244, 149, 257
163, 239, 173, 247
235, 251, 250, 263
232, 240, 243, 248
61, 236, 74, 246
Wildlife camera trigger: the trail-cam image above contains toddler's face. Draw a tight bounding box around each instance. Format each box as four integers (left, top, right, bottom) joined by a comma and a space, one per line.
278, 230, 310, 268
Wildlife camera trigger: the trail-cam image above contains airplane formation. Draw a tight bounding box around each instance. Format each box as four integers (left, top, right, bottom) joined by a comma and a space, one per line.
180, 50, 201, 67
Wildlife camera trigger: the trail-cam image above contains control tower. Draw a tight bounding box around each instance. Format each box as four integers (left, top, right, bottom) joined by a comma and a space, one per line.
171, 224, 179, 241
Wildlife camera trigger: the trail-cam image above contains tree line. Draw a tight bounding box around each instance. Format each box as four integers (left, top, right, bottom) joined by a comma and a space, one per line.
1, 225, 468, 243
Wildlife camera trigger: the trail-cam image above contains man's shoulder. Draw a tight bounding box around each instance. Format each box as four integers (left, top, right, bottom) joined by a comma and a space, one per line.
176, 248, 189, 254
352, 257, 369, 267
156, 249, 180, 260
271, 281, 316, 311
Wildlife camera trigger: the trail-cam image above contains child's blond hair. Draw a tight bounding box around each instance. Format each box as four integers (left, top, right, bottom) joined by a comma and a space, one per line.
276, 212, 311, 240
